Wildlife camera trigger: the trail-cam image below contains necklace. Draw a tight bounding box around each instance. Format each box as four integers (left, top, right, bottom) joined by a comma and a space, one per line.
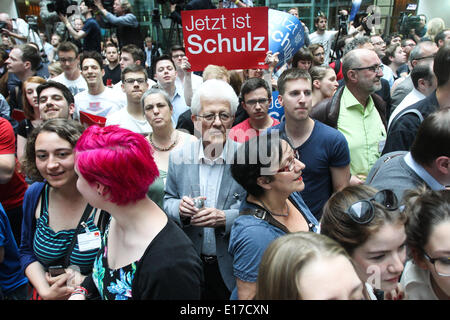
259, 199, 290, 217
149, 131, 179, 152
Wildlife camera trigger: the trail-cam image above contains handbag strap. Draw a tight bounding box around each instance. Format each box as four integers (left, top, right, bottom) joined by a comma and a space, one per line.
240, 208, 290, 234
62, 203, 94, 268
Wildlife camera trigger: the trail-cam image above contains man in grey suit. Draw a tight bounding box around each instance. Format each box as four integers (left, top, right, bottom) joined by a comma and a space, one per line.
366, 108, 450, 203
164, 79, 245, 300
391, 41, 438, 112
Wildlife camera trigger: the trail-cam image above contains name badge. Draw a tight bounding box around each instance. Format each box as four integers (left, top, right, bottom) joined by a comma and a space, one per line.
77, 231, 101, 252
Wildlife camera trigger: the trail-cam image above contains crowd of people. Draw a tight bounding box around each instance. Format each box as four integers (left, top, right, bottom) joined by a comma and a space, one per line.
0, 1, 449, 302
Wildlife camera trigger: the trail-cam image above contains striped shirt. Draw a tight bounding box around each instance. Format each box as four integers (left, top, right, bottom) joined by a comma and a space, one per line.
33, 184, 100, 275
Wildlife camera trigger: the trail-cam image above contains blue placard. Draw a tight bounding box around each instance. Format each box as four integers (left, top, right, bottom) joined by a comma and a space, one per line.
268, 90, 285, 123
268, 9, 305, 67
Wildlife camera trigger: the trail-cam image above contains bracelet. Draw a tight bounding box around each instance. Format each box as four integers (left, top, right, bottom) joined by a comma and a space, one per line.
71, 286, 88, 297
235, 0, 239, 4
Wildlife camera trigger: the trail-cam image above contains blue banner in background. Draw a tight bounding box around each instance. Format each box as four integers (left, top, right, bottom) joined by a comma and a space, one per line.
349, 0, 362, 21
268, 9, 305, 67
269, 91, 285, 123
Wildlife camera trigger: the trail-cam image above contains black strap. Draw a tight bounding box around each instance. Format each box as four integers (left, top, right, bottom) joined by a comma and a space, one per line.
240, 208, 290, 234
62, 204, 94, 268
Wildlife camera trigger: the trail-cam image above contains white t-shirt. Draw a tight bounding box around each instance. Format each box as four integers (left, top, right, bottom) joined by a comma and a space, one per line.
74, 87, 124, 120
53, 73, 88, 97
105, 107, 152, 135
309, 30, 337, 65
400, 260, 438, 300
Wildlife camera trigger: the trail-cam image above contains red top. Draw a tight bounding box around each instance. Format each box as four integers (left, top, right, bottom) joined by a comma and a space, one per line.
228, 117, 280, 143
0, 118, 27, 210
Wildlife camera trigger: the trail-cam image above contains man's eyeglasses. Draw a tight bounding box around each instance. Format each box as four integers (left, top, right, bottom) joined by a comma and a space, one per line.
414, 54, 436, 61
59, 57, 76, 63
123, 78, 146, 84
245, 98, 270, 107
345, 189, 399, 224
172, 54, 185, 59
352, 64, 384, 73
423, 252, 450, 277
197, 112, 232, 123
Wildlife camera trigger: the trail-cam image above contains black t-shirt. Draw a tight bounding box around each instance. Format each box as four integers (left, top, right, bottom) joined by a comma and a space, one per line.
103, 64, 121, 85
82, 18, 101, 53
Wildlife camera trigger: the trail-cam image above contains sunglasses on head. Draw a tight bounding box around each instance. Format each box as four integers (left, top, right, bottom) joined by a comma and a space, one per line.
345, 189, 399, 224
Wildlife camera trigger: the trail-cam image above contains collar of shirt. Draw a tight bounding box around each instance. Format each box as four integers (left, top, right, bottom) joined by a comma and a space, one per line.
342, 86, 375, 113
198, 140, 228, 165
404, 152, 445, 190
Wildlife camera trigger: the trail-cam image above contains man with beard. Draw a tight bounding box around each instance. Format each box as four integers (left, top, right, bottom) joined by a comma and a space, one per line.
74, 51, 123, 120
105, 64, 151, 135
103, 42, 121, 85
311, 48, 387, 184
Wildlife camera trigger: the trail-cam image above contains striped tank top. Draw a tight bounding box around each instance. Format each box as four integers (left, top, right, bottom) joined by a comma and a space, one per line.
33, 184, 101, 275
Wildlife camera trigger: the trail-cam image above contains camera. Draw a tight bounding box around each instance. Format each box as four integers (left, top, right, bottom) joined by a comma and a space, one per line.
0, 21, 6, 30
47, 0, 78, 15
338, 11, 348, 35
25, 15, 39, 31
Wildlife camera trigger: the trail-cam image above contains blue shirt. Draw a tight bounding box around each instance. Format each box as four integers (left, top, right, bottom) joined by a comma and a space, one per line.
269, 120, 350, 219
228, 193, 318, 300
82, 18, 101, 52
0, 203, 28, 294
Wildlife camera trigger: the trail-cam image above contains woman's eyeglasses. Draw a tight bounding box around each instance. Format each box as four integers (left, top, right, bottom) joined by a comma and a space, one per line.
345, 189, 399, 224
423, 252, 450, 277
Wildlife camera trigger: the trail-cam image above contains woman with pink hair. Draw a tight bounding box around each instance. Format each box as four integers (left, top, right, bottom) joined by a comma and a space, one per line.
70, 125, 202, 300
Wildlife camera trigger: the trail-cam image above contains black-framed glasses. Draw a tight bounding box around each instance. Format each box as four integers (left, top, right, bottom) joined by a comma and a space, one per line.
423, 252, 450, 277
197, 112, 232, 123
172, 54, 185, 59
245, 98, 270, 107
352, 64, 384, 73
123, 78, 146, 84
346, 189, 399, 224
414, 54, 436, 61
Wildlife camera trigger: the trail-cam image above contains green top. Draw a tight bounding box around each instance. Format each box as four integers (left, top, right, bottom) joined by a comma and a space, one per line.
337, 86, 386, 177
147, 169, 167, 209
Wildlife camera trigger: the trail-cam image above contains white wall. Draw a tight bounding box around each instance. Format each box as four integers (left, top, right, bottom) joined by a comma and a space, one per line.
417, 0, 450, 26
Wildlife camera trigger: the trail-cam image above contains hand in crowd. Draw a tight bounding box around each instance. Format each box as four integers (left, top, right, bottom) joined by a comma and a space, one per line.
190, 207, 226, 228
43, 272, 74, 300
384, 283, 406, 300
264, 50, 279, 72
58, 13, 69, 25
180, 56, 192, 74
93, 0, 105, 10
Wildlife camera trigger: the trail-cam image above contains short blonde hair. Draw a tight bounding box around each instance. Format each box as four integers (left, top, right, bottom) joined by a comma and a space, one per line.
203, 64, 230, 82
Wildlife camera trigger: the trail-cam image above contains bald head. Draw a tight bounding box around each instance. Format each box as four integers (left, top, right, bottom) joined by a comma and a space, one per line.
342, 49, 379, 80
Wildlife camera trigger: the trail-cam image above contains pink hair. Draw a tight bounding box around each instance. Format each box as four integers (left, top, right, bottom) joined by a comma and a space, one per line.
74, 125, 159, 206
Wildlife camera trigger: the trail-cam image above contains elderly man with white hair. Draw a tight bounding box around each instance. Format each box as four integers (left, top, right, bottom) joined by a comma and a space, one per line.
164, 79, 246, 300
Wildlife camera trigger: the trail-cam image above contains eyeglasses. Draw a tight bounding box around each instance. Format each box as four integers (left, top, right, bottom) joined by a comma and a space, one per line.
245, 98, 270, 107
277, 157, 296, 173
172, 54, 185, 59
59, 57, 76, 63
352, 64, 384, 73
423, 252, 450, 277
345, 189, 399, 224
414, 54, 436, 61
123, 78, 146, 84
196, 112, 232, 123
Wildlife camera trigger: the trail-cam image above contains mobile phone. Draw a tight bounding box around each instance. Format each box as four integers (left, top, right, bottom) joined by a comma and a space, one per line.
48, 265, 66, 277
